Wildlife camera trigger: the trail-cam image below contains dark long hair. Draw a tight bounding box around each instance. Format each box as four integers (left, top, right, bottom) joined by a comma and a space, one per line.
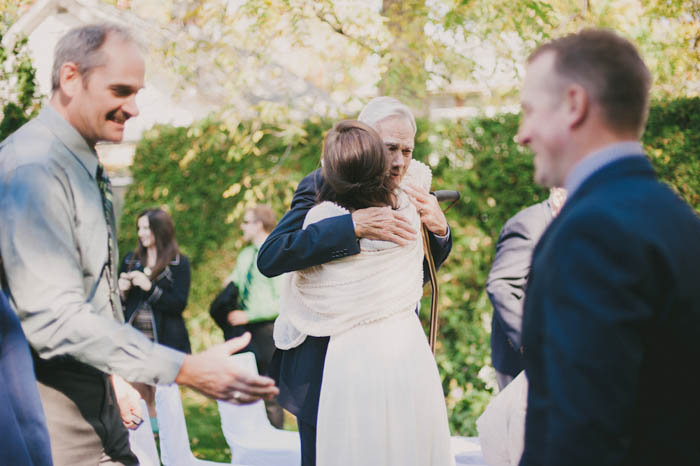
129, 208, 180, 280
318, 120, 396, 211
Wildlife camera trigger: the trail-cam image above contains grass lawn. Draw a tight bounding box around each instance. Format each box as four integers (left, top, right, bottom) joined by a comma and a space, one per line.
180, 387, 298, 462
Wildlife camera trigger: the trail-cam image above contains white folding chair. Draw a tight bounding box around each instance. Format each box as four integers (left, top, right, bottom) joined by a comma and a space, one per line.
156, 383, 242, 466
217, 352, 301, 466
452, 436, 488, 466
128, 399, 160, 466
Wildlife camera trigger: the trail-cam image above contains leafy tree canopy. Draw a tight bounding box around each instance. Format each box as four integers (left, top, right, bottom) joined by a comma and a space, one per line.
105, 0, 698, 121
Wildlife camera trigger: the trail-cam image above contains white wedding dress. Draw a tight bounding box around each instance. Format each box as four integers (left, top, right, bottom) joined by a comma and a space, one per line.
317, 305, 454, 466
274, 161, 455, 466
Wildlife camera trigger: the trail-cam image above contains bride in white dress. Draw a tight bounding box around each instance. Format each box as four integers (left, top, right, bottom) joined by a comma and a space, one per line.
274, 120, 454, 466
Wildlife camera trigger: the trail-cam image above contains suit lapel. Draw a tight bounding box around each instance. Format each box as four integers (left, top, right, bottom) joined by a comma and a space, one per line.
564, 155, 653, 210
526, 155, 656, 320
533, 155, 654, 259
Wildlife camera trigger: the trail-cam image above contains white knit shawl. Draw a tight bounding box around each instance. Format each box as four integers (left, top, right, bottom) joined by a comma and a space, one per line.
274, 161, 431, 350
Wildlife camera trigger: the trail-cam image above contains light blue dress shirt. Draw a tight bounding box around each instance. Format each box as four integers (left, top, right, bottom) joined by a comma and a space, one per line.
564, 141, 645, 197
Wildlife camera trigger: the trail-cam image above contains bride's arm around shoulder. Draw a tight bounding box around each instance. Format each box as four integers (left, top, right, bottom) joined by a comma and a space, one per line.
302, 202, 351, 230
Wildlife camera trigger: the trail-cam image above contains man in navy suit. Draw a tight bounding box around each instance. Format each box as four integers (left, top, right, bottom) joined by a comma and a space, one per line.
517, 29, 700, 465
486, 188, 565, 390
0, 289, 52, 466
258, 97, 452, 465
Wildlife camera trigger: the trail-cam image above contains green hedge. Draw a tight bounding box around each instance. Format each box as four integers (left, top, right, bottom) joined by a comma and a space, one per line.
119, 97, 700, 435
0, 28, 41, 141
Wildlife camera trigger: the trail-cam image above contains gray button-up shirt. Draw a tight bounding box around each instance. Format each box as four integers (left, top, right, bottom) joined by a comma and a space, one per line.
0, 105, 183, 384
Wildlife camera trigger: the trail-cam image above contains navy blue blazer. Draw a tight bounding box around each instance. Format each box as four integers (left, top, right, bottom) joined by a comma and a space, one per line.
487, 200, 553, 378
258, 168, 453, 424
520, 156, 700, 466
0, 290, 52, 466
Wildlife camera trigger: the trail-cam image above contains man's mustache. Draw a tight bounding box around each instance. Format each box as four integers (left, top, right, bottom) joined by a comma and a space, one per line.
107, 109, 130, 124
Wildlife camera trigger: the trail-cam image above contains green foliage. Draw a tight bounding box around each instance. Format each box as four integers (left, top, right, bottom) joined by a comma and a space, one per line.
118, 116, 334, 351
0, 21, 41, 141
120, 98, 700, 436
118, 117, 333, 264
117, 0, 698, 125
644, 98, 700, 209
414, 115, 547, 434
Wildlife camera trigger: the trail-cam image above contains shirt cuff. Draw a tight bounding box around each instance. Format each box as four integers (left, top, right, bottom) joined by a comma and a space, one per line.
147, 344, 186, 385
350, 214, 361, 248
433, 225, 450, 245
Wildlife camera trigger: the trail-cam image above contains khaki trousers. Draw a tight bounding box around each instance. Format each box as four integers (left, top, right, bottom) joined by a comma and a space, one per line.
33, 355, 138, 466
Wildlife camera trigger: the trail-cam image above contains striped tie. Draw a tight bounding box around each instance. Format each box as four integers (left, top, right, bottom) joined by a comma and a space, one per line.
96, 163, 121, 317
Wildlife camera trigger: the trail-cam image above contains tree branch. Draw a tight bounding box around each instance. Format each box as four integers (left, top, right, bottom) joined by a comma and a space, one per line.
314, 9, 381, 55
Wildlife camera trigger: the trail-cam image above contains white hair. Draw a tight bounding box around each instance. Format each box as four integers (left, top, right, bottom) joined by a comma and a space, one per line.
357, 97, 416, 134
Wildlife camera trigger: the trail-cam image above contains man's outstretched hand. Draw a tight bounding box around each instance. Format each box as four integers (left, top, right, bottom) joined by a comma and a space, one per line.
175, 332, 279, 404
352, 206, 417, 245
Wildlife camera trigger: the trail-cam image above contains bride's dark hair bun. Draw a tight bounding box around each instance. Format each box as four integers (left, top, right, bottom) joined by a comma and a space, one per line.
319, 120, 396, 211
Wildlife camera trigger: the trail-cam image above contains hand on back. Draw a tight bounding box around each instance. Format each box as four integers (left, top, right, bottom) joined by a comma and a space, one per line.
352, 206, 417, 245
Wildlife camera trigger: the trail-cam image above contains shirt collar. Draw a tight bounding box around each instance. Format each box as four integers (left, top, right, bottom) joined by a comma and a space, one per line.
38, 105, 99, 179
564, 141, 645, 197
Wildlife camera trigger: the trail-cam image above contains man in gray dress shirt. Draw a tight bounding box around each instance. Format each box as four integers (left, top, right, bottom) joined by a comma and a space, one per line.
0, 24, 277, 465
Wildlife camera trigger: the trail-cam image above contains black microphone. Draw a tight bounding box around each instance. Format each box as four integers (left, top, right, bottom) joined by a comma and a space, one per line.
431, 190, 461, 203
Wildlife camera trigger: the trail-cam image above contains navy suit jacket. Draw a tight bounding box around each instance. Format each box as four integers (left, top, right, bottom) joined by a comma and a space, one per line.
0, 290, 52, 466
258, 168, 452, 424
487, 200, 553, 377
520, 156, 700, 466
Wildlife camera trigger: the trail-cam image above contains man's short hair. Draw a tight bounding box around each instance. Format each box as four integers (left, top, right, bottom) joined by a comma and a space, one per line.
358, 96, 417, 134
529, 29, 651, 136
248, 205, 277, 233
51, 23, 135, 91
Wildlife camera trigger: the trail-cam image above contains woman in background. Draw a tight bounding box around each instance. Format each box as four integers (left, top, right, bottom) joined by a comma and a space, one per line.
118, 208, 191, 430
